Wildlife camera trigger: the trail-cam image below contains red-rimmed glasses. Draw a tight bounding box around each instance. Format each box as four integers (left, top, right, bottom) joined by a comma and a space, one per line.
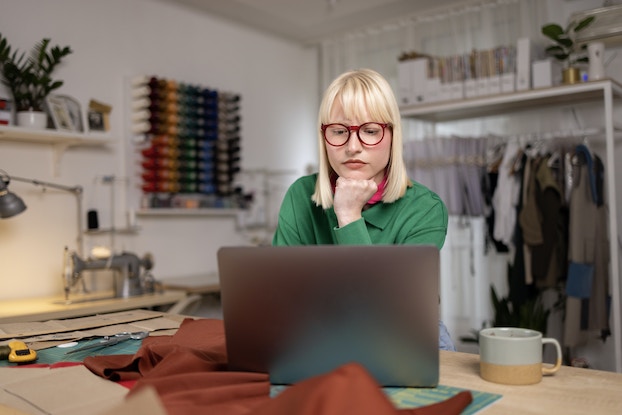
321, 122, 390, 147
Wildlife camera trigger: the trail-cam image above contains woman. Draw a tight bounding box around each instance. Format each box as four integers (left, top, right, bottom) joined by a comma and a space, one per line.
272, 68, 454, 351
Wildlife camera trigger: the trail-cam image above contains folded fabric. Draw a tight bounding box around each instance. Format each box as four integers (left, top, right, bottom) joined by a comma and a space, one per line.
84, 318, 472, 415
254, 363, 472, 415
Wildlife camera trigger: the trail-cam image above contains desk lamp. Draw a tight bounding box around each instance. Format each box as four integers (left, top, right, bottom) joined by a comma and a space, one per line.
0, 170, 27, 218
0, 168, 84, 255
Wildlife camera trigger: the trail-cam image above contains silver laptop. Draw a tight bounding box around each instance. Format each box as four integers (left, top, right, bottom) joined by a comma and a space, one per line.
217, 245, 440, 387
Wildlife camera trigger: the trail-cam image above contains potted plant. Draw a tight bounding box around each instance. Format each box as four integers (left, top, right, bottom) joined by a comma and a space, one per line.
0, 32, 72, 129
541, 16, 595, 84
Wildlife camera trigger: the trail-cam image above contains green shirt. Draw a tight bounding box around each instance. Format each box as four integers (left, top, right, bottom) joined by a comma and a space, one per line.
272, 174, 448, 249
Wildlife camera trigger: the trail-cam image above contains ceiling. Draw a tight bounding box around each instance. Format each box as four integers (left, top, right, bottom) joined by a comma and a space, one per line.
165, 0, 464, 45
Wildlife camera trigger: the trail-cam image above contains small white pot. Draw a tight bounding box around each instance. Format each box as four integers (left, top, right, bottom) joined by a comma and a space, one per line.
16, 110, 48, 130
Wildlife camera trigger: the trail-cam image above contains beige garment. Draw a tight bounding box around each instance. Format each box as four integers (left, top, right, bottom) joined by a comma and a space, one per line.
532, 157, 564, 289
519, 156, 540, 285
564, 157, 610, 348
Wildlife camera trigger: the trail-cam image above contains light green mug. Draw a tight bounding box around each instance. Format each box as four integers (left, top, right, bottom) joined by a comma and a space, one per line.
479, 327, 562, 385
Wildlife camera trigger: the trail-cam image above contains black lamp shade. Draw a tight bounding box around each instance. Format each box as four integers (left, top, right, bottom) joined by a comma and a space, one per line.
0, 180, 27, 218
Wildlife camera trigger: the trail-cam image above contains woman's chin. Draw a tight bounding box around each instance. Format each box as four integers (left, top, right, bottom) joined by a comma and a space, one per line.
339, 173, 372, 181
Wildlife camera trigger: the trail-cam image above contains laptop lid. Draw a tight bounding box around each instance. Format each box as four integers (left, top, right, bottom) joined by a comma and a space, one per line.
217, 245, 440, 387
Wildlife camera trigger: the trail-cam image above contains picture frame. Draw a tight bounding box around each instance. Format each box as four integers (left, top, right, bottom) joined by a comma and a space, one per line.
45, 95, 77, 132
88, 109, 105, 132
88, 99, 112, 132
58, 95, 85, 132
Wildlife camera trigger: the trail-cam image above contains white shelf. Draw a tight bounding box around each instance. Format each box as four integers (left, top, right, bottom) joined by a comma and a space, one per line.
400, 79, 622, 122
85, 226, 141, 235
137, 208, 239, 217
0, 125, 113, 174
401, 79, 622, 373
0, 124, 110, 145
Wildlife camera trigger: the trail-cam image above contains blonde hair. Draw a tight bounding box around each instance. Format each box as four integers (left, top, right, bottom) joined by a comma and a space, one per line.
312, 68, 410, 209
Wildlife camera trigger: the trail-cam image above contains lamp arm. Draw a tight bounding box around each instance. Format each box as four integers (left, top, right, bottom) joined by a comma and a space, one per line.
10, 175, 84, 256
9, 176, 83, 195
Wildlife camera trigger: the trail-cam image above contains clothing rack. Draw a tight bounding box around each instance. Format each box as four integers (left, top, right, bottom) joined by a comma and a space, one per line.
406, 132, 616, 363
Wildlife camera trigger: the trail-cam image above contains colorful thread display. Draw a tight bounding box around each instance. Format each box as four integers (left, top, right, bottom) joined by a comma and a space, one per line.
130, 76, 244, 208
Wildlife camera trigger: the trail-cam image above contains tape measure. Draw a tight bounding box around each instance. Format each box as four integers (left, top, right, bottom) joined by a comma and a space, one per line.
0, 341, 37, 363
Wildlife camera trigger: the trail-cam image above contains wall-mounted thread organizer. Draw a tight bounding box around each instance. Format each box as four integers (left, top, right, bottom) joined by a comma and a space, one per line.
129, 75, 248, 209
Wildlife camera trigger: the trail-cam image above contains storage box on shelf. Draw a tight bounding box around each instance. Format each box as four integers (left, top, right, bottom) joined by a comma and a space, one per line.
397, 45, 517, 106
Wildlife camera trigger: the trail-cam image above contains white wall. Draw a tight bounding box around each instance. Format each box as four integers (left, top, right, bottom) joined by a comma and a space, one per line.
2, 0, 621, 371
0, 0, 318, 300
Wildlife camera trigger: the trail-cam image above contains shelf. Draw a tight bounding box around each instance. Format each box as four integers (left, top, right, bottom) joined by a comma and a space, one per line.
0, 125, 113, 174
0, 124, 111, 146
85, 226, 141, 235
400, 79, 622, 122
137, 208, 239, 217
401, 77, 622, 372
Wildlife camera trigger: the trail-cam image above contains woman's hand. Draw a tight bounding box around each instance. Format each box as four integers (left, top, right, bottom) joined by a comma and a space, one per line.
333, 176, 378, 227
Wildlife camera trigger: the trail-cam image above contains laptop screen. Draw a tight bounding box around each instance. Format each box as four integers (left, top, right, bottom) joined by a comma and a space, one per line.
217, 245, 440, 387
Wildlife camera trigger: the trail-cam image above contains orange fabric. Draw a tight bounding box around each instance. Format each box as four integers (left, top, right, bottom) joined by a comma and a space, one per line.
252, 363, 473, 415
83, 318, 472, 415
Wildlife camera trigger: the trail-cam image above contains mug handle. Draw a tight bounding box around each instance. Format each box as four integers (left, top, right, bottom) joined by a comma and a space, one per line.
542, 337, 562, 375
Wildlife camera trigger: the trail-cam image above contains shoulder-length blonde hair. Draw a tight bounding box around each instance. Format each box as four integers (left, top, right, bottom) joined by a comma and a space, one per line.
312, 68, 410, 209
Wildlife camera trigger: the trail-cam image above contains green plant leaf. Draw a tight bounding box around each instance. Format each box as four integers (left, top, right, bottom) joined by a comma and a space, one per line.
0, 32, 72, 111
490, 284, 552, 334
542, 23, 564, 41
573, 16, 595, 33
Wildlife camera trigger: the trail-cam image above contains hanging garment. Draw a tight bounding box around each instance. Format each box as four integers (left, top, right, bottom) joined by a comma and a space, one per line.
457, 137, 487, 216
507, 152, 535, 308
492, 141, 522, 247
483, 140, 509, 252
563, 146, 610, 348
519, 155, 540, 286
527, 155, 567, 289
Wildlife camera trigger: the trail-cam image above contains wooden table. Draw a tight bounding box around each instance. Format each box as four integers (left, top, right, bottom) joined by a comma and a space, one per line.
440, 350, 622, 414
157, 274, 220, 315
157, 273, 220, 294
1, 312, 621, 414
0, 290, 187, 323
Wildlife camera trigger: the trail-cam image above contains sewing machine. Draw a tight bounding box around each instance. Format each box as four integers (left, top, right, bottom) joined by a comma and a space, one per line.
63, 248, 157, 300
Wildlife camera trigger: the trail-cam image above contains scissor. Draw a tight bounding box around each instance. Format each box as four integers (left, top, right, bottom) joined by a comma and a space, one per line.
65, 331, 149, 355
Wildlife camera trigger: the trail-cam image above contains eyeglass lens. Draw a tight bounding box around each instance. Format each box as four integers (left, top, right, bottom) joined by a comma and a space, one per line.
323, 123, 385, 146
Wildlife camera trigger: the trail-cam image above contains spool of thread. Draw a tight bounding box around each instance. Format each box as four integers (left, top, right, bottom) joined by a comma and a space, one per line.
87, 209, 99, 230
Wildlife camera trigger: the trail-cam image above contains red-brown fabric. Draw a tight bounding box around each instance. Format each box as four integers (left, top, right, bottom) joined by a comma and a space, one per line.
252, 363, 473, 415
83, 318, 472, 415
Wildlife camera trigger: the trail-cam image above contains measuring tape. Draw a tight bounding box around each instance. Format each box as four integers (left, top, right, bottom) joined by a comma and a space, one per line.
0, 340, 37, 363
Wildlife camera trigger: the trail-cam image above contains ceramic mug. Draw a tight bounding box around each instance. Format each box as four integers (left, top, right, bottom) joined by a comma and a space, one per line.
479, 327, 562, 385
